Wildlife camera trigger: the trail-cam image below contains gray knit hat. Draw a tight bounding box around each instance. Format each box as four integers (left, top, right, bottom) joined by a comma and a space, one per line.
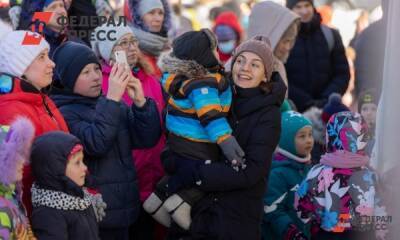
231, 35, 274, 81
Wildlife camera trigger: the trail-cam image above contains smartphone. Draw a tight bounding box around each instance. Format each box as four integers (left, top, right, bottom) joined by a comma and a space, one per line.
114, 50, 128, 65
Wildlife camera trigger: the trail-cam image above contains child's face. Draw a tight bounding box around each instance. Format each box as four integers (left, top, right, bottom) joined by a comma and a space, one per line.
360, 103, 377, 129
295, 126, 314, 157
65, 150, 87, 187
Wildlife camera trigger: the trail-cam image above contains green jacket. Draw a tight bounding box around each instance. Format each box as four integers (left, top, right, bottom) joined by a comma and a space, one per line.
262, 152, 311, 240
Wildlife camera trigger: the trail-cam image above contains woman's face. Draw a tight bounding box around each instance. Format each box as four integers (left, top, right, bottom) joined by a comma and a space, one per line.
23, 48, 55, 90
73, 63, 103, 97
65, 150, 87, 187
112, 33, 140, 68
142, 8, 164, 33
360, 103, 377, 129
232, 51, 266, 88
42, 0, 68, 32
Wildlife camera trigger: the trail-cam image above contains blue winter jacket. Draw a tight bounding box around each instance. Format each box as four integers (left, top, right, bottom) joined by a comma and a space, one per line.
51, 92, 161, 229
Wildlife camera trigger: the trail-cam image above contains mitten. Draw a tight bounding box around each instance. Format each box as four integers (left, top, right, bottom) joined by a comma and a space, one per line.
90, 193, 107, 222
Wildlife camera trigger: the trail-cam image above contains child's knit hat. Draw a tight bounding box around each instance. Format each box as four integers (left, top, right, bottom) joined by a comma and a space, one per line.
0, 118, 35, 185
322, 93, 349, 123
358, 89, 379, 112
326, 111, 369, 155
279, 111, 312, 156
172, 29, 220, 69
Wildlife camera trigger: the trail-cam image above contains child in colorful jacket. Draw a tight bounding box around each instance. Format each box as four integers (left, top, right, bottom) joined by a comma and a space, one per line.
295, 111, 387, 240
262, 111, 313, 240
0, 118, 36, 240
143, 29, 246, 230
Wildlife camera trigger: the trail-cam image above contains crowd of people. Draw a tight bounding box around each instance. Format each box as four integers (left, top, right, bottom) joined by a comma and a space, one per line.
0, 0, 384, 239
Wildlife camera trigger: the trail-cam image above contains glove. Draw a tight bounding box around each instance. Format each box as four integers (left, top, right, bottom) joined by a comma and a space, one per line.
167, 159, 202, 195
89, 193, 107, 222
218, 136, 246, 169
284, 224, 308, 240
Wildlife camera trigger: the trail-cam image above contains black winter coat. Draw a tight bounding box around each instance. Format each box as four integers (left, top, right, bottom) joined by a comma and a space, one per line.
50, 93, 161, 229
189, 73, 286, 240
285, 13, 350, 112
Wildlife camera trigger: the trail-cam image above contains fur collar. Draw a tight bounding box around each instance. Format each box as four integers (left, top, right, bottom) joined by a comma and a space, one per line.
31, 184, 92, 211
157, 51, 210, 78
303, 107, 325, 145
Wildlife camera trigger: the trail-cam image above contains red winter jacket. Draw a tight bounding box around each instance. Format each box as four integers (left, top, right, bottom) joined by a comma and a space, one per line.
0, 76, 69, 217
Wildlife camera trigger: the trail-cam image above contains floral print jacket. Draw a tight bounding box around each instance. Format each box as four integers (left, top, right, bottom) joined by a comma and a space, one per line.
295, 164, 387, 238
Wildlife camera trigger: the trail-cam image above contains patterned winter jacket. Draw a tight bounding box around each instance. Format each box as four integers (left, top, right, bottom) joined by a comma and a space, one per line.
0, 184, 36, 240
158, 52, 232, 160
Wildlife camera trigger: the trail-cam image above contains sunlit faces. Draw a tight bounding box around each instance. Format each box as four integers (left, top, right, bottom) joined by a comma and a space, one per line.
360, 103, 377, 129
23, 48, 55, 90
292, 1, 314, 23
295, 126, 314, 157
274, 23, 298, 63
112, 33, 140, 68
73, 63, 103, 97
232, 51, 266, 88
65, 150, 87, 187
142, 8, 164, 33
43, 0, 67, 32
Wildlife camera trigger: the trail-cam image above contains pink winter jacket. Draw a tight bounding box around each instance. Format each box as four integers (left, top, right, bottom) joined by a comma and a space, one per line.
102, 63, 166, 202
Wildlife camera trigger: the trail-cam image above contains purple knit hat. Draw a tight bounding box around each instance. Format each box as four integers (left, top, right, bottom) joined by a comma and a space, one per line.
0, 118, 35, 185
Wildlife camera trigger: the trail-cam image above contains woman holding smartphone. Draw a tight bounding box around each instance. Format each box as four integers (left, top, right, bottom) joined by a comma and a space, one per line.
91, 24, 167, 239
50, 41, 162, 240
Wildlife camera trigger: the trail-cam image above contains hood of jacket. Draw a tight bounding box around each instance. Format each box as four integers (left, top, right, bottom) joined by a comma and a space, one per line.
127, 0, 172, 37
247, 1, 300, 50
31, 131, 84, 197
232, 72, 286, 119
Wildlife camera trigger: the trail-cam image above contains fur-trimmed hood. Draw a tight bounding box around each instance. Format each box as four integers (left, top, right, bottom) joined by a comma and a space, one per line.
303, 107, 325, 145
157, 51, 210, 78
127, 0, 172, 36
0, 118, 35, 186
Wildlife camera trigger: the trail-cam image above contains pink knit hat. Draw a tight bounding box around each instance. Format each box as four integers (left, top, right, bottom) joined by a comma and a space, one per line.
231, 35, 274, 81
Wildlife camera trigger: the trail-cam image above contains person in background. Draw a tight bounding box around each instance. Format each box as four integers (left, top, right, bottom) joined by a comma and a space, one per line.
285, 0, 350, 112
245, 0, 300, 101
357, 89, 378, 157
91, 24, 166, 240
0, 118, 36, 240
0, 30, 69, 217
127, 0, 172, 78
50, 41, 161, 240
262, 111, 314, 240
17, 0, 71, 56
295, 111, 387, 240
212, 11, 243, 64
31, 132, 101, 240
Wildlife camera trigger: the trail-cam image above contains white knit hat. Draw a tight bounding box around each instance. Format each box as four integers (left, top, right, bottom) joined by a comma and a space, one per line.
91, 24, 135, 63
0, 31, 50, 78
138, 0, 164, 17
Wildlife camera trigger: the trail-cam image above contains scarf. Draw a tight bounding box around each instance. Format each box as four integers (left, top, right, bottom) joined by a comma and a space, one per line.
277, 147, 311, 163
31, 184, 92, 211
320, 150, 369, 168
131, 27, 169, 56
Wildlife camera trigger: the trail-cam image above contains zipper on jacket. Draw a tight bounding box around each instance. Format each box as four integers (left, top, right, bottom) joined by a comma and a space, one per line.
41, 94, 62, 130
